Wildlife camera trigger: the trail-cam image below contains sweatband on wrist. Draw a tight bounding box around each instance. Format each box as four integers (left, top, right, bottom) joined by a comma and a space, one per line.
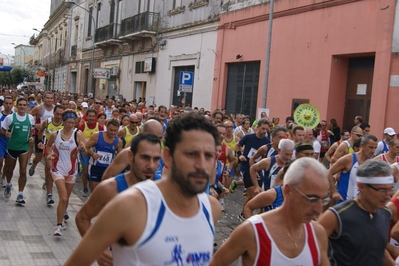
236, 151, 242, 157
356, 175, 394, 184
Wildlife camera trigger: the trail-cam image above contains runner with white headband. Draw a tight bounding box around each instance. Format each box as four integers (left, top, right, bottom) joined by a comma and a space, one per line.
319, 160, 395, 265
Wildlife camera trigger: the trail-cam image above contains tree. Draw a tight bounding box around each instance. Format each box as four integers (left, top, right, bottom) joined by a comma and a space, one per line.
0, 72, 12, 87
10, 67, 34, 85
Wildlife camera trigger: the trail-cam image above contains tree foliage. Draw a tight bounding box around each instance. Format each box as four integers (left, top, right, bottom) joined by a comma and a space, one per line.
9, 67, 35, 85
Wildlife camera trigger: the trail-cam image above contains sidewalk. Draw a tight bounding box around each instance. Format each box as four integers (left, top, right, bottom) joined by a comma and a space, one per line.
0, 161, 89, 266
0, 160, 244, 265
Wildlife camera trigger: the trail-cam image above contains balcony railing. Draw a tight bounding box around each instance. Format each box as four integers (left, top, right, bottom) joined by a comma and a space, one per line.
95, 23, 118, 43
120, 12, 159, 37
71, 45, 77, 58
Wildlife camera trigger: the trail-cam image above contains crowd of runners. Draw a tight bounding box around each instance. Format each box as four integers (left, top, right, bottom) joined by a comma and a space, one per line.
0, 87, 398, 265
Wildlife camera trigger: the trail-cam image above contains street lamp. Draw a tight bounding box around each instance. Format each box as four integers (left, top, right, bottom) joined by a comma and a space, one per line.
65, 0, 96, 96
0, 52, 10, 66
11, 43, 26, 68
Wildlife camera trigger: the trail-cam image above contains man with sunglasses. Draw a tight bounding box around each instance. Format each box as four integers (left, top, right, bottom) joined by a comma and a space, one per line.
328, 134, 378, 202
319, 160, 394, 266
211, 158, 330, 265
331, 126, 364, 164
117, 114, 140, 148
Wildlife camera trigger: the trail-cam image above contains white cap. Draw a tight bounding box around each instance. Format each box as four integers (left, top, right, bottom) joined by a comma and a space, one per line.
81, 102, 89, 108
0, 96, 4, 101
384, 127, 396, 136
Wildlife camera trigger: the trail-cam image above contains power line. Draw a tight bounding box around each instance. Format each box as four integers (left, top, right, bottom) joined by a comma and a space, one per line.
0, 33, 30, 38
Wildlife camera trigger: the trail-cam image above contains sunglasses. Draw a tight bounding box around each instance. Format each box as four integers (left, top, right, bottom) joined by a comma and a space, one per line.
130, 121, 139, 124
95, 102, 101, 104
355, 133, 363, 138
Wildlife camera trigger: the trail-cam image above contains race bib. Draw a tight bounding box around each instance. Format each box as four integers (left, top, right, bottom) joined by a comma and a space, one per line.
97, 151, 112, 165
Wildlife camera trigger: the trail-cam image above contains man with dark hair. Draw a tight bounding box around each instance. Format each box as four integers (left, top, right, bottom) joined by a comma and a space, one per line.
212, 110, 223, 125
329, 134, 378, 202
354, 116, 363, 126
1, 98, 35, 204
75, 133, 161, 265
85, 119, 122, 192
65, 112, 221, 266
359, 122, 371, 135
236, 118, 271, 220
0, 96, 13, 187
78, 108, 105, 196
101, 119, 163, 181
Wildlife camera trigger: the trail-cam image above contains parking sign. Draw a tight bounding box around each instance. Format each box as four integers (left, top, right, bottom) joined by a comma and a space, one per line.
179, 71, 194, 93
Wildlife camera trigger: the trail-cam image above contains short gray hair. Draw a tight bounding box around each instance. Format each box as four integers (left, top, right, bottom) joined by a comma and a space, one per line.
283, 157, 328, 186
278, 139, 295, 151
361, 134, 377, 145
357, 160, 392, 178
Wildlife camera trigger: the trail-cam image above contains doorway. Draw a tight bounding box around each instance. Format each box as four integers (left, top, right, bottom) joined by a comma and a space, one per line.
342, 57, 374, 131
225, 61, 260, 121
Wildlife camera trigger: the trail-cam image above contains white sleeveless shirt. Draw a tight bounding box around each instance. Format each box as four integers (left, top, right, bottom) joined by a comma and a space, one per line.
239, 215, 320, 266
112, 180, 215, 265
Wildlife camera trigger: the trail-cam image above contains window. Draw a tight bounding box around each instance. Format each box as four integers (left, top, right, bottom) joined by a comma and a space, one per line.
173, 0, 182, 8
88, 6, 93, 37
96, 3, 101, 29
135, 61, 145, 73
110, 0, 115, 24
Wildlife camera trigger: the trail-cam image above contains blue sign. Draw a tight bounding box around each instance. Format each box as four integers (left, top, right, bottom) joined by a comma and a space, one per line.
179, 71, 194, 93
0, 66, 12, 72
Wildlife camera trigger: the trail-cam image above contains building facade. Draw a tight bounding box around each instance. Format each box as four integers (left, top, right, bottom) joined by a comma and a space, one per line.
212, 0, 399, 134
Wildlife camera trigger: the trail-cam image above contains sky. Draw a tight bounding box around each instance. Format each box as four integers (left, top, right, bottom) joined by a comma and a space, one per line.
0, 0, 51, 64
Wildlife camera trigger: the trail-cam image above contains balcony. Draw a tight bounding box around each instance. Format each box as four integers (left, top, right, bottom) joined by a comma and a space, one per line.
120, 12, 159, 40
30, 34, 39, 45
71, 45, 77, 58
95, 23, 121, 46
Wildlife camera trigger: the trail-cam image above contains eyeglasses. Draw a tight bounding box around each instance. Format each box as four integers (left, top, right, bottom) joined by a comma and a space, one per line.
292, 185, 330, 206
355, 133, 363, 138
225, 126, 233, 128
366, 184, 393, 194
130, 121, 139, 124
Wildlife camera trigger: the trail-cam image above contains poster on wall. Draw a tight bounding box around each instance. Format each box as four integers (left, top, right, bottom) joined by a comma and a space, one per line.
93, 68, 111, 79
257, 108, 270, 120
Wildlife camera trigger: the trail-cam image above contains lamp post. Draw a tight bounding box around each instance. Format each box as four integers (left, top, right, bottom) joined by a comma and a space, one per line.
0, 53, 10, 66
65, 0, 96, 96
11, 43, 26, 68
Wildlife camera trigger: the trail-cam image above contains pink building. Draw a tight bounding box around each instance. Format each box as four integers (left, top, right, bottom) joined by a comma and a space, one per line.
212, 0, 399, 135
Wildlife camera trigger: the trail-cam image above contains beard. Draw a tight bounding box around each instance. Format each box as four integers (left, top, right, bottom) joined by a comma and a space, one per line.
170, 159, 210, 197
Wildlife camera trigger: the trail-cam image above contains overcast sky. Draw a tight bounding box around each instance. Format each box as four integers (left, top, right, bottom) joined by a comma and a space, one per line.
0, 0, 51, 64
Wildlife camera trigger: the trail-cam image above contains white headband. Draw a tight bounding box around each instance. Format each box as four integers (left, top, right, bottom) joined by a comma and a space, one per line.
356, 175, 394, 184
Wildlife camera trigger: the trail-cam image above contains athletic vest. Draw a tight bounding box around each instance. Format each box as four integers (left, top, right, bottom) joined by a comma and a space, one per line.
241, 215, 320, 266
263, 156, 282, 191
112, 180, 214, 265
336, 153, 360, 202
7, 113, 31, 151
103, 107, 114, 120
381, 153, 399, 164
329, 200, 390, 266
343, 140, 354, 154
45, 118, 63, 140
83, 122, 99, 140
92, 131, 119, 168
115, 173, 128, 193
122, 126, 139, 148
265, 143, 278, 158
382, 140, 389, 154
223, 135, 236, 156
0, 111, 11, 146
33, 104, 54, 134
264, 185, 284, 212
51, 129, 78, 176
